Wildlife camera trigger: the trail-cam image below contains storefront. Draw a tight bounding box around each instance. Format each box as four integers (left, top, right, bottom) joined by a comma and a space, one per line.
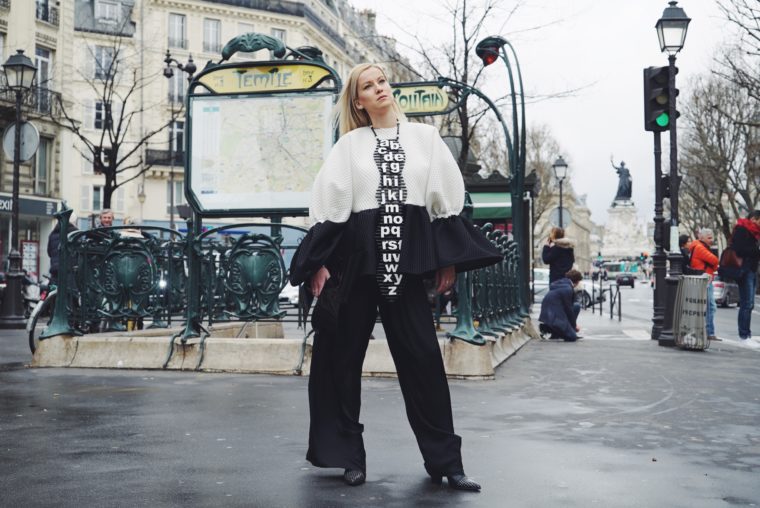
0, 193, 61, 280
470, 191, 512, 233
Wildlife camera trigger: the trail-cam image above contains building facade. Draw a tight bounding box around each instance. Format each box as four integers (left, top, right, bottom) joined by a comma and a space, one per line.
1, 0, 410, 276
0, 0, 69, 279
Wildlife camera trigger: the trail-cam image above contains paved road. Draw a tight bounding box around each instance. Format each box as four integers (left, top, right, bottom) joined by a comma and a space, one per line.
1, 308, 759, 507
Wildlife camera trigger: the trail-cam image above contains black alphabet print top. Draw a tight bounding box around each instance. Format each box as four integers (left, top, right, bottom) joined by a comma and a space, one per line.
289, 122, 502, 298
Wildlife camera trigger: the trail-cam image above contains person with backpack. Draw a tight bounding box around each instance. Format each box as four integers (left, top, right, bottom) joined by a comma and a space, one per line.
730, 211, 760, 342
688, 228, 719, 340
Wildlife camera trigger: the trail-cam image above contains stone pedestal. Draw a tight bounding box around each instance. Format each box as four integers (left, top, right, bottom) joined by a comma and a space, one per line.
602, 201, 650, 258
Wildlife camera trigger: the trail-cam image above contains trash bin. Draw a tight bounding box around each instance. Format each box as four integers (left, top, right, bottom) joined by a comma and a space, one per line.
673, 274, 710, 351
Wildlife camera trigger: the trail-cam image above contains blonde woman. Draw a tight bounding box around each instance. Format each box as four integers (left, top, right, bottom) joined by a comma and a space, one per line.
289, 63, 501, 490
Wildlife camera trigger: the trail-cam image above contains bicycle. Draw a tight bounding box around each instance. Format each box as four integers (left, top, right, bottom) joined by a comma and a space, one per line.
26, 285, 57, 354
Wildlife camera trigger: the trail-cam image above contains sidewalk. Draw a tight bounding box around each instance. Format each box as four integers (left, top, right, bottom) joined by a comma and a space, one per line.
1, 311, 759, 507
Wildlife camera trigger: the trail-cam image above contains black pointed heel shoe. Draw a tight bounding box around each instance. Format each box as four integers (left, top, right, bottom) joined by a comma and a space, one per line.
343, 469, 366, 486
429, 473, 481, 491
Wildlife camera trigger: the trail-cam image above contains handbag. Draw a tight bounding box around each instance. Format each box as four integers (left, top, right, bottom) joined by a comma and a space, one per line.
720, 246, 742, 269
718, 245, 743, 281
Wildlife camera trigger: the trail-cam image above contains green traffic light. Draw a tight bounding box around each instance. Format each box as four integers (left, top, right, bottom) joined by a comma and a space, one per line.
655, 112, 669, 127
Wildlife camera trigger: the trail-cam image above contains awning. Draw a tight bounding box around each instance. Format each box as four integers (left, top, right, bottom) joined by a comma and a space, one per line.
470, 192, 511, 220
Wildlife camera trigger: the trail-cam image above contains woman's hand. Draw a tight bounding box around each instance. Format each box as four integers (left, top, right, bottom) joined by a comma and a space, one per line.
310, 266, 331, 297
435, 265, 456, 294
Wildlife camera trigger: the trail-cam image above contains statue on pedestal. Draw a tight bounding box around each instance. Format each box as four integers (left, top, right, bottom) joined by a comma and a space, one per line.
611, 158, 632, 202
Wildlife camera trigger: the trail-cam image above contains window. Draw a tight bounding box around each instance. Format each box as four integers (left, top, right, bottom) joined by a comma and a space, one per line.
93, 185, 103, 212
166, 180, 186, 214
35, 0, 48, 19
0, 34, 5, 87
94, 45, 115, 80
168, 13, 186, 49
168, 71, 185, 103
270, 28, 286, 58
170, 121, 184, 153
203, 18, 221, 53
34, 138, 50, 195
95, 0, 120, 22
35, 47, 53, 113
94, 101, 109, 130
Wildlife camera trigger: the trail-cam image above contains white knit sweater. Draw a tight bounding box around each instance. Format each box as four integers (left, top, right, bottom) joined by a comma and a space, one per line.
309, 122, 465, 225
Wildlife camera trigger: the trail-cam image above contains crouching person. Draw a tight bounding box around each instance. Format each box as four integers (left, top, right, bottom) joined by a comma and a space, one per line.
539, 269, 584, 342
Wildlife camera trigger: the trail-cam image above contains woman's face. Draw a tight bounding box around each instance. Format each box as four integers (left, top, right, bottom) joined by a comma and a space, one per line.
355, 67, 393, 118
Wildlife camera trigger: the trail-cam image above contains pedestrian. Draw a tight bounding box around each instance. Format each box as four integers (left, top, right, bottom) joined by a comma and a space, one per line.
541, 227, 575, 283
98, 208, 114, 228
538, 269, 583, 341
47, 211, 78, 286
688, 228, 719, 340
730, 210, 760, 342
679, 234, 691, 261
288, 63, 502, 491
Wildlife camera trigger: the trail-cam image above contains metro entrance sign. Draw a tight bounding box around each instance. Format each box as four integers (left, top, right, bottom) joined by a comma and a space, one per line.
391, 83, 449, 115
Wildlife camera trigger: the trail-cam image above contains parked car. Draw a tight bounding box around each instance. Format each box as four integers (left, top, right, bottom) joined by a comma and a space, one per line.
713, 275, 739, 307
533, 268, 550, 302
616, 272, 636, 288
279, 283, 299, 306
576, 279, 607, 308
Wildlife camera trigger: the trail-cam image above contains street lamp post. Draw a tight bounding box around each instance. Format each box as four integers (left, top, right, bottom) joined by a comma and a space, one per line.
475, 35, 530, 314
163, 50, 196, 231
0, 50, 37, 329
552, 156, 569, 229
654, 1, 690, 347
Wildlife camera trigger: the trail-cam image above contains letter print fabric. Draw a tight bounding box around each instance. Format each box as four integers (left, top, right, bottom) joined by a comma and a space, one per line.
373, 126, 406, 301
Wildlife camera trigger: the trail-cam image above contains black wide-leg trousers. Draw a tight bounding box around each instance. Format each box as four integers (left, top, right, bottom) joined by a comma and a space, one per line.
306, 275, 464, 476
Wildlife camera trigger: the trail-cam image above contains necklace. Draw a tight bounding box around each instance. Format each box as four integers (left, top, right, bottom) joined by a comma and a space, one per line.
370, 120, 400, 139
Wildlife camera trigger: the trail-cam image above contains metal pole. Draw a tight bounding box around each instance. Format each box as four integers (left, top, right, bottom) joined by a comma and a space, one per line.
0, 90, 27, 328
169, 102, 175, 231
651, 131, 666, 339
659, 53, 681, 347
558, 179, 564, 229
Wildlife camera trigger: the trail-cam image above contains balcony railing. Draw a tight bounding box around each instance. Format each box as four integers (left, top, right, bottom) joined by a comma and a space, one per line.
203, 41, 223, 54
168, 37, 188, 50
0, 86, 62, 117
0, 0, 10, 10
146, 149, 185, 167
36, 5, 59, 25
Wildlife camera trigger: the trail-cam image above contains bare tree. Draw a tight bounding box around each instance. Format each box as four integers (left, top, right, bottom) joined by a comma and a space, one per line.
717, 0, 760, 104
678, 73, 760, 245
51, 18, 179, 209
400, 0, 515, 169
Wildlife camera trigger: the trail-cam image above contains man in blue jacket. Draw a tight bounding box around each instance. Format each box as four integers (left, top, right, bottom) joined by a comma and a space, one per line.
539, 269, 583, 342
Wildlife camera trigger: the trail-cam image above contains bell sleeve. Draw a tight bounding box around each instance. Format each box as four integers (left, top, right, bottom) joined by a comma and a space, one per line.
288, 136, 353, 285
425, 129, 503, 273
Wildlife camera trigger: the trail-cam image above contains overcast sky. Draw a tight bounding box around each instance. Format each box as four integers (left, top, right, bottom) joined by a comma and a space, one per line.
346, 0, 732, 227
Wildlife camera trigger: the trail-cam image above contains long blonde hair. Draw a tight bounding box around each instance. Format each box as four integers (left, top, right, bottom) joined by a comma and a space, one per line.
336, 63, 406, 136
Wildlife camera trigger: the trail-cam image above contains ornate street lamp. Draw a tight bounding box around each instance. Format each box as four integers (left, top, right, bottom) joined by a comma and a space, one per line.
475, 35, 530, 314
163, 50, 196, 231
552, 156, 568, 229
655, 1, 690, 347
0, 50, 37, 328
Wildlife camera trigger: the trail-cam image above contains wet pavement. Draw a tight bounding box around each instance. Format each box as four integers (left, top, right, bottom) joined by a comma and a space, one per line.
1, 310, 759, 507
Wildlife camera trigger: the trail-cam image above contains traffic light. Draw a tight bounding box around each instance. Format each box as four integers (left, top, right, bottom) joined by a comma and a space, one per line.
643, 66, 679, 132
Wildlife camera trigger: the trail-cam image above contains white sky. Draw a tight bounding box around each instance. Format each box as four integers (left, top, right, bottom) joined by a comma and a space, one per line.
346, 0, 732, 226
